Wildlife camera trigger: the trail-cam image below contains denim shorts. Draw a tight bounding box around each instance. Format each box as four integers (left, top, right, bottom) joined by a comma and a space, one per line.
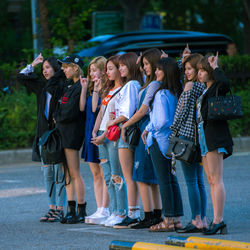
198, 122, 227, 157
117, 124, 135, 150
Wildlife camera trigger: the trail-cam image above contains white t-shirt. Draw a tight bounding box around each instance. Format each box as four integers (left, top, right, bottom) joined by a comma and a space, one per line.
99, 87, 121, 131
115, 80, 141, 119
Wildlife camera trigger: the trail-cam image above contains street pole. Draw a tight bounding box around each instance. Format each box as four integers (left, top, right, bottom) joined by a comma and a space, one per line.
31, 0, 38, 59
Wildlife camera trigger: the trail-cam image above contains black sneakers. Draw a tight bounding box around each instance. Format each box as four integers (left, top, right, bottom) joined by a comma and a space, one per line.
113, 216, 140, 229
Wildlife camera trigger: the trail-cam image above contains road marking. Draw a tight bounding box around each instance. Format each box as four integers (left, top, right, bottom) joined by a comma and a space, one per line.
0, 187, 46, 198
68, 226, 129, 236
0, 180, 22, 183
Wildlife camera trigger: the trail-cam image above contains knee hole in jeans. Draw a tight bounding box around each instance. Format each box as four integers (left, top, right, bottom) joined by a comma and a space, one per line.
111, 175, 124, 190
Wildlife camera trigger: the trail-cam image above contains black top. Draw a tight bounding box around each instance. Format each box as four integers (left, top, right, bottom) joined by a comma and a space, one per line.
54, 80, 85, 150
200, 68, 233, 158
17, 70, 66, 161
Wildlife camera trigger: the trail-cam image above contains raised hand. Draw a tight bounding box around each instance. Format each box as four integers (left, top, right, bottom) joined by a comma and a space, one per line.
136, 52, 143, 65
208, 51, 219, 70
94, 78, 101, 92
31, 53, 43, 67
161, 50, 168, 58
182, 44, 191, 62
80, 76, 88, 90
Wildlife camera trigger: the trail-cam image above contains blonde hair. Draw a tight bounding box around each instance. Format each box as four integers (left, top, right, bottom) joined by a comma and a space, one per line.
62, 63, 83, 79
87, 56, 107, 96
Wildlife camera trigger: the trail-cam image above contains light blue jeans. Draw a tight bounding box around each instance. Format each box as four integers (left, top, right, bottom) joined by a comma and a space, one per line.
98, 130, 127, 216
179, 135, 207, 220
39, 145, 66, 207
42, 164, 66, 207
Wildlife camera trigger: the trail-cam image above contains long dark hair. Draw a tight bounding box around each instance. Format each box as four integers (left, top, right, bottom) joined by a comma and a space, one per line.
118, 52, 143, 85
149, 57, 182, 109
140, 48, 161, 89
41, 57, 61, 77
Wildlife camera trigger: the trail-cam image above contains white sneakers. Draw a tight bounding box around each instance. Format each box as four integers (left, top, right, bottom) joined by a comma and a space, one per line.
103, 214, 124, 227
85, 207, 110, 225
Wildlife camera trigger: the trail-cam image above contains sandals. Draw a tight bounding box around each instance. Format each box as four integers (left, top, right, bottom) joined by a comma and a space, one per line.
48, 209, 64, 222
149, 218, 175, 232
40, 209, 55, 222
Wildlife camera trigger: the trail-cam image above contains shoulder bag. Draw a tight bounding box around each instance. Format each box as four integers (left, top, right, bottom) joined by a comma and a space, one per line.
208, 87, 243, 120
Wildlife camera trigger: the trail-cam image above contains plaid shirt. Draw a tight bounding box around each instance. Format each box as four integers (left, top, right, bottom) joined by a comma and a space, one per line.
170, 82, 206, 141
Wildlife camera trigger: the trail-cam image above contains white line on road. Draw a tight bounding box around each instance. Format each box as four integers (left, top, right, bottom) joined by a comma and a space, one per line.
67, 226, 128, 236
0, 187, 46, 198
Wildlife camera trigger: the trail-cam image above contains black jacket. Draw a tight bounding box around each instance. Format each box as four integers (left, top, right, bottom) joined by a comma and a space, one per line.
200, 68, 233, 158
17, 70, 66, 161
54, 80, 85, 150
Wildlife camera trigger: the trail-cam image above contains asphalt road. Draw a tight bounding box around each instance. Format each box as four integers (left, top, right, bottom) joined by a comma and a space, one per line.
0, 153, 250, 250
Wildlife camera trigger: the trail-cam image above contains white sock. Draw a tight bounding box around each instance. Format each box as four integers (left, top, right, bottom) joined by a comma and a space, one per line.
128, 206, 140, 219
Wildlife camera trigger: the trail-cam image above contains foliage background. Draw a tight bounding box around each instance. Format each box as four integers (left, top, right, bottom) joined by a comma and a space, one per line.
0, 56, 249, 150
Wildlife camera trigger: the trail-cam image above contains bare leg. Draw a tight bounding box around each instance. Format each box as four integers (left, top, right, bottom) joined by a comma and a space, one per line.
100, 167, 109, 208
64, 148, 85, 204
118, 148, 139, 207
151, 184, 162, 210
205, 150, 225, 224
138, 182, 153, 212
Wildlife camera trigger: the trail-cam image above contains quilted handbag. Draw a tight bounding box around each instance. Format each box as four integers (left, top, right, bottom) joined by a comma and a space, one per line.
208, 88, 243, 120
38, 128, 65, 164
106, 125, 121, 141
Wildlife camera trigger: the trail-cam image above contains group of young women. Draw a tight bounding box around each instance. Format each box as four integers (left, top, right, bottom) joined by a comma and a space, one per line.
17, 45, 233, 235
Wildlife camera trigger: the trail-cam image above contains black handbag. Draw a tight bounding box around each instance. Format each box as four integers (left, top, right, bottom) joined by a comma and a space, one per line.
126, 123, 141, 147
166, 136, 200, 165
38, 128, 65, 164
208, 87, 243, 120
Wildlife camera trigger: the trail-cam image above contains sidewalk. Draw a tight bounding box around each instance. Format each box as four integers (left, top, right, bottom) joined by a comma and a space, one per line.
0, 136, 250, 165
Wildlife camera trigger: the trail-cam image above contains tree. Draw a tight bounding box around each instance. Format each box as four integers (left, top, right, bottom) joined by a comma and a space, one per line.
118, 0, 147, 31
243, 0, 250, 54
38, 0, 51, 49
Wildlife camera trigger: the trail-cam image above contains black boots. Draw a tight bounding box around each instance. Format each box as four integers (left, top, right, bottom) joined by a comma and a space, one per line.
76, 202, 87, 223
60, 201, 87, 224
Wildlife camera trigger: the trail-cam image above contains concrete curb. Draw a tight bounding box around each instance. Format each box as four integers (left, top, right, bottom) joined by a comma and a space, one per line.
0, 148, 32, 165
0, 136, 249, 166
109, 240, 194, 250
165, 236, 250, 250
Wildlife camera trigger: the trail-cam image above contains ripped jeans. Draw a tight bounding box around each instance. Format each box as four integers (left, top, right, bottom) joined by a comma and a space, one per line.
42, 164, 66, 207
39, 145, 66, 207
98, 130, 127, 216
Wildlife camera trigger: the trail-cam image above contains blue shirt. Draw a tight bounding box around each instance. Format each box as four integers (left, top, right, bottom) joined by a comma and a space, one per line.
145, 89, 178, 158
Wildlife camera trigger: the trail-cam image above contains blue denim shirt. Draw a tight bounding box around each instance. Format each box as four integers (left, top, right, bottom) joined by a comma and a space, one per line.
145, 89, 178, 158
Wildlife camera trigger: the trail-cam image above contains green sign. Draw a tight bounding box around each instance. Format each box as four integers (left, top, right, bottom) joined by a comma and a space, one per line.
92, 11, 124, 37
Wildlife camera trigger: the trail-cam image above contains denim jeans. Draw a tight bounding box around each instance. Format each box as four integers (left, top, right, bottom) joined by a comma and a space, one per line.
181, 161, 207, 220
179, 135, 207, 220
149, 139, 183, 218
42, 164, 66, 207
98, 130, 127, 215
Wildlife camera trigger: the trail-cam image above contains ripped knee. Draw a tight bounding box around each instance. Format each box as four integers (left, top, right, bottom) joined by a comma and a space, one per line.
111, 175, 124, 190
100, 158, 108, 164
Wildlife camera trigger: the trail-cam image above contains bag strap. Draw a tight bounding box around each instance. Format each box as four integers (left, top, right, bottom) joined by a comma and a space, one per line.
102, 86, 123, 118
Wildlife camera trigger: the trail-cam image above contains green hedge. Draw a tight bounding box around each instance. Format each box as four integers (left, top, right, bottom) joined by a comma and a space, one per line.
0, 55, 249, 150
0, 88, 37, 150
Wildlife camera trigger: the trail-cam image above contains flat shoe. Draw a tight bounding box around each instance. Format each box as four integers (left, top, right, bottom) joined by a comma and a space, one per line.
176, 222, 203, 233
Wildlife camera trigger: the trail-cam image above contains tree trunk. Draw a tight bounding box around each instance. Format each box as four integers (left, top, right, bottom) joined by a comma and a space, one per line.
243, 0, 250, 55
67, 14, 76, 53
38, 0, 51, 49
118, 0, 146, 31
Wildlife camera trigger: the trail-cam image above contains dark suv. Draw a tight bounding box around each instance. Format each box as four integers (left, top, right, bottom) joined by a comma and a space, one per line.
77, 30, 233, 58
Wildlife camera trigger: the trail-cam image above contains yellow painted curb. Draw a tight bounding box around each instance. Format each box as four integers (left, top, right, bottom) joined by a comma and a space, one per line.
186, 236, 250, 250
133, 242, 192, 250
166, 236, 250, 250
